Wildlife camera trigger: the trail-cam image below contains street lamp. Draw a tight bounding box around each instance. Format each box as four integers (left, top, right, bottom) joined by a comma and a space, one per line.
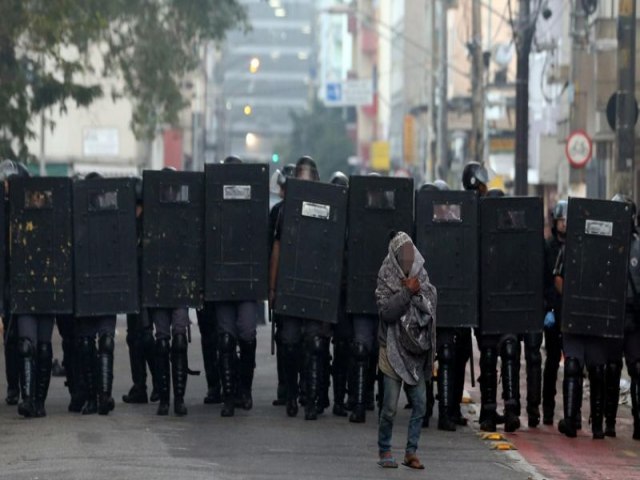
249, 57, 260, 74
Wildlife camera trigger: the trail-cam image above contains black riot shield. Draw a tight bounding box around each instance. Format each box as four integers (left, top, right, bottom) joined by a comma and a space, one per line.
204, 163, 269, 301
274, 179, 347, 323
141, 170, 204, 309
479, 197, 543, 335
10, 177, 73, 314
415, 190, 478, 328
73, 178, 138, 316
346, 176, 414, 315
561, 198, 631, 338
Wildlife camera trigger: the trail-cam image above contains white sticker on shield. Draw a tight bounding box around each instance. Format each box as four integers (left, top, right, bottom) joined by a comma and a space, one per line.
223, 185, 251, 200
585, 219, 613, 237
302, 201, 331, 220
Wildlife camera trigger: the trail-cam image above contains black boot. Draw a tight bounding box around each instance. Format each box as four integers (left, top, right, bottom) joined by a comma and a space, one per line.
332, 339, 349, 417
5, 331, 20, 406
283, 343, 300, 417
238, 339, 256, 411
525, 333, 542, 428
34, 342, 52, 418
305, 336, 326, 420
80, 337, 98, 415
558, 357, 580, 438
630, 369, 640, 441
142, 328, 159, 403
273, 321, 287, 406
452, 329, 471, 426
17, 339, 36, 418
219, 333, 236, 417
171, 333, 188, 416
365, 349, 377, 411
62, 336, 84, 412
123, 330, 148, 404
479, 346, 498, 432
437, 342, 457, 431
349, 342, 368, 423
501, 338, 521, 432
155, 338, 171, 416
202, 334, 221, 405
589, 365, 605, 439
97, 335, 115, 415
604, 361, 622, 437
320, 340, 332, 412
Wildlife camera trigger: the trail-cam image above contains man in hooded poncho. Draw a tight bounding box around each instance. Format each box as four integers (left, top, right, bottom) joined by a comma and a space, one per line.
375, 232, 437, 470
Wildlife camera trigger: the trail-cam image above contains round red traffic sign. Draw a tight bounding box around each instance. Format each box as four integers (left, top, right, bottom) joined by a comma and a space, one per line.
565, 130, 592, 169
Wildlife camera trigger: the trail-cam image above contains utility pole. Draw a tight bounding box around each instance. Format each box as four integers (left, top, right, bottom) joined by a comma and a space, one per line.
613, 0, 637, 197
471, 0, 485, 165
436, 0, 448, 180
514, 0, 534, 196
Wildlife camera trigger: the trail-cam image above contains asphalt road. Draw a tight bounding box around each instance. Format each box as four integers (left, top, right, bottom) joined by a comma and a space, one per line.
0, 316, 542, 480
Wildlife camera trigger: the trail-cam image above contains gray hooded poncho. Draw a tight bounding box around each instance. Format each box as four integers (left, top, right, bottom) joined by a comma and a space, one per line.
375, 232, 437, 386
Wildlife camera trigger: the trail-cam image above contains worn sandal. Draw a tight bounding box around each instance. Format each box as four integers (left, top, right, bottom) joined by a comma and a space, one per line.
377, 452, 399, 468
402, 454, 425, 470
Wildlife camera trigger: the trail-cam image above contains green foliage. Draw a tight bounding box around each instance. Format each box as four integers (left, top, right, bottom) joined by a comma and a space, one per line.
278, 99, 355, 180
0, 0, 247, 160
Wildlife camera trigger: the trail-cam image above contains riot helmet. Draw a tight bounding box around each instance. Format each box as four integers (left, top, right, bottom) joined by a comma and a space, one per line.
612, 193, 637, 233
551, 199, 568, 240
433, 179, 450, 191
162, 166, 177, 172
368, 172, 382, 177
485, 188, 505, 198
419, 182, 439, 192
84, 171, 103, 181
269, 163, 296, 195
223, 155, 242, 164
462, 161, 489, 193
295, 156, 319, 181
329, 171, 349, 187
0, 159, 30, 181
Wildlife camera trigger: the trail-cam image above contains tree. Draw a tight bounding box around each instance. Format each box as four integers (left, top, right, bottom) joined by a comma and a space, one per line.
279, 99, 354, 180
0, 0, 247, 161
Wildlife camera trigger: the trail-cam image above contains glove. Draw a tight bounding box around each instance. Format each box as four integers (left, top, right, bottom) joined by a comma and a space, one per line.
544, 311, 556, 329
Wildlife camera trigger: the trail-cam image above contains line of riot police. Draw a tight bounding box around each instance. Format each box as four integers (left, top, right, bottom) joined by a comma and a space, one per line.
0, 156, 638, 443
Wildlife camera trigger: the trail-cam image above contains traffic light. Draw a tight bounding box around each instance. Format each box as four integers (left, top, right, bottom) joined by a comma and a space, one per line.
271, 153, 279, 163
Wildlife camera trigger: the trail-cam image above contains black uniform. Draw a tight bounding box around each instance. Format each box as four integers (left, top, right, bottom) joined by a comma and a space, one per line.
269, 200, 287, 406
542, 234, 564, 424
623, 232, 640, 440
197, 302, 220, 405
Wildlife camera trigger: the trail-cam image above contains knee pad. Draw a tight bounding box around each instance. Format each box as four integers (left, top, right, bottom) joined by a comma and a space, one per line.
80, 337, 94, 353
172, 333, 188, 353
501, 338, 519, 360
629, 360, 640, 379
524, 332, 543, 349
438, 343, 455, 364
155, 338, 170, 355
219, 332, 235, 353
98, 334, 115, 354
352, 341, 369, 361
18, 338, 34, 357
564, 357, 582, 377
606, 360, 622, 374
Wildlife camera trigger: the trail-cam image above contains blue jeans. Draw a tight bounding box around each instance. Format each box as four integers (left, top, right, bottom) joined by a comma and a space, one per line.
378, 373, 426, 455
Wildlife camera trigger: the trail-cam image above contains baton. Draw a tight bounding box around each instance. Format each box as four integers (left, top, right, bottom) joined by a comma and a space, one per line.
469, 342, 476, 388
270, 306, 275, 356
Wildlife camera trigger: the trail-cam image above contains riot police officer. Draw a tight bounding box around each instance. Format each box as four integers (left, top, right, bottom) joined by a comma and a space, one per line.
269, 163, 296, 407
122, 176, 157, 405
215, 156, 260, 417
0, 160, 28, 407
463, 163, 520, 433
555, 198, 625, 439
417, 181, 465, 431
542, 200, 567, 425
612, 193, 638, 439
328, 171, 352, 417
270, 156, 331, 420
